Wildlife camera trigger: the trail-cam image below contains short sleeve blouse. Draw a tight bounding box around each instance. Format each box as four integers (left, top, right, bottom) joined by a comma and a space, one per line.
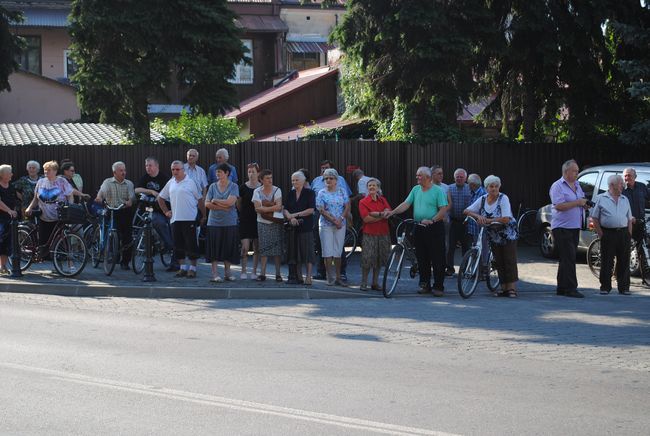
206, 181, 239, 227
252, 186, 282, 224
316, 187, 349, 227
34, 177, 73, 222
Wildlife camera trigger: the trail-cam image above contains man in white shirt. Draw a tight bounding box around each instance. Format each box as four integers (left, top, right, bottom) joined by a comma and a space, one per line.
158, 161, 204, 278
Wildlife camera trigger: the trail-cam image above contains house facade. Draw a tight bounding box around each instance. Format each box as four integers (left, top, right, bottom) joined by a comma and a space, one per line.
1, 0, 292, 121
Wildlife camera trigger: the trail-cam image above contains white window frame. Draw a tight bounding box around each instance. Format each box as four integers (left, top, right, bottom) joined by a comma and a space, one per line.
229, 39, 254, 85
63, 49, 77, 79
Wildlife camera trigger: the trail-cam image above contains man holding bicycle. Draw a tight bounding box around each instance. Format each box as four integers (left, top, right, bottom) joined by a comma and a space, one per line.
95, 161, 136, 270
387, 167, 449, 297
623, 167, 649, 257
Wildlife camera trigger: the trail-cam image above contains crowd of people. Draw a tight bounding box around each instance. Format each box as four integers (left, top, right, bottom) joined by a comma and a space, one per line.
0, 151, 647, 299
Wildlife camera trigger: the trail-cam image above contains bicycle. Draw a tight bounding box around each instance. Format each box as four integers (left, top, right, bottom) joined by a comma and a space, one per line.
381, 218, 420, 298
86, 203, 129, 276
457, 216, 502, 299
131, 202, 173, 274
516, 202, 538, 246
343, 225, 358, 259
10, 204, 88, 277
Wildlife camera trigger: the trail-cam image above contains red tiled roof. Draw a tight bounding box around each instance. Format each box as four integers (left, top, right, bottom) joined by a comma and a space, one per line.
254, 114, 360, 141
225, 65, 338, 119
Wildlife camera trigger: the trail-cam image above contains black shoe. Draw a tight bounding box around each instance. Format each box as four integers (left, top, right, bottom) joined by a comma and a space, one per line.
417, 286, 432, 294
286, 279, 300, 285
619, 290, 631, 295
120, 263, 130, 271
565, 290, 584, 298
556, 289, 566, 296
166, 264, 180, 272
445, 269, 454, 277
175, 269, 188, 278
600, 288, 611, 295
313, 273, 327, 280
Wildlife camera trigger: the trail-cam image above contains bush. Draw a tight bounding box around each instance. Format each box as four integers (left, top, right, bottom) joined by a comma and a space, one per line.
151, 112, 249, 145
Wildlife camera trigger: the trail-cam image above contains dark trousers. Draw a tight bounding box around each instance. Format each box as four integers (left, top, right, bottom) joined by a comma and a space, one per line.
115, 207, 134, 265
172, 220, 200, 260
447, 219, 471, 270
414, 221, 446, 291
552, 228, 579, 292
631, 220, 644, 258
600, 228, 631, 292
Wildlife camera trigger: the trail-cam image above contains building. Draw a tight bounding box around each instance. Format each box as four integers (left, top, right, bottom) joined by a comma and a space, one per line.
1, 0, 291, 121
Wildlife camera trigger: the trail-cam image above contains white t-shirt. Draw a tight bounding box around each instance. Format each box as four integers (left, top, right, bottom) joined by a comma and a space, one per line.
252, 186, 283, 224
357, 176, 372, 196
159, 176, 202, 223
466, 193, 514, 219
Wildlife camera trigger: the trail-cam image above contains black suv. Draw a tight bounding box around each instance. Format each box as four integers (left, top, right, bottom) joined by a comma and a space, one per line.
536, 162, 650, 260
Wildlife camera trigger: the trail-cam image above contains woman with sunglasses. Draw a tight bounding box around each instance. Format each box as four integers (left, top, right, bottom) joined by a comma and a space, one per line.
315, 168, 351, 286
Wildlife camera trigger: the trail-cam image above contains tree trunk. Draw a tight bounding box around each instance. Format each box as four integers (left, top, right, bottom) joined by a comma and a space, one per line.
521, 73, 538, 141
132, 95, 151, 144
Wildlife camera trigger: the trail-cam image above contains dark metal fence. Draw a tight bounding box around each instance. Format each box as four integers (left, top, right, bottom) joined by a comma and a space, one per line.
3, 141, 649, 211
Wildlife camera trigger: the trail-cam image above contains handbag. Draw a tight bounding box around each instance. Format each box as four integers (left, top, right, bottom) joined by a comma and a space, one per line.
260, 188, 285, 223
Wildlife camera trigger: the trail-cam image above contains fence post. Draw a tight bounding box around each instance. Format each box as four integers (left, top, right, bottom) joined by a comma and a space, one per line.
10, 214, 22, 278
142, 213, 156, 282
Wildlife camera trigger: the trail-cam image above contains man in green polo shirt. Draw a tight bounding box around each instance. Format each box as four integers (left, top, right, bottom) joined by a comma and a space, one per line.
388, 166, 449, 296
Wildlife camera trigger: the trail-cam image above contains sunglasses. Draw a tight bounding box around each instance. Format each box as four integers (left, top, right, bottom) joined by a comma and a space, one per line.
324, 177, 335, 180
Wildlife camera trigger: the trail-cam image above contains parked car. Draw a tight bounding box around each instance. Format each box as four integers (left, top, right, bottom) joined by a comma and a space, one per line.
536, 163, 650, 265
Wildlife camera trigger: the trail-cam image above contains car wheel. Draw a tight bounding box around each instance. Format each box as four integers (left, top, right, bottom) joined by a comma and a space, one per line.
540, 226, 557, 259
630, 245, 640, 276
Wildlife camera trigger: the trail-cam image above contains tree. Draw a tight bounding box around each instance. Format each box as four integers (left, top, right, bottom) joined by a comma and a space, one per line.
332, 0, 496, 137
151, 112, 249, 145
69, 0, 246, 143
0, 5, 23, 92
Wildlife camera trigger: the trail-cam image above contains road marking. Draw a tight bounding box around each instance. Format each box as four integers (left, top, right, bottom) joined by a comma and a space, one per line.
1, 362, 459, 436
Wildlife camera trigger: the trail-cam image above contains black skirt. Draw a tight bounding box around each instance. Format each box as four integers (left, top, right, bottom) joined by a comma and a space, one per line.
205, 225, 240, 264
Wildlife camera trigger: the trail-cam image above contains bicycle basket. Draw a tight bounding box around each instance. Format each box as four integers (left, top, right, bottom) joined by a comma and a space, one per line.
58, 203, 86, 224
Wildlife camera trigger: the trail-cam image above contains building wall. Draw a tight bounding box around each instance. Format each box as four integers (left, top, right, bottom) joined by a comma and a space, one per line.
280, 7, 342, 42
15, 27, 72, 81
0, 72, 80, 123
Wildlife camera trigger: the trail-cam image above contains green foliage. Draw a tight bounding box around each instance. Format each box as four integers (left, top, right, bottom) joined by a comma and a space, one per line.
151, 112, 248, 145
0, 5, 23, 92
69, 0, 246, 144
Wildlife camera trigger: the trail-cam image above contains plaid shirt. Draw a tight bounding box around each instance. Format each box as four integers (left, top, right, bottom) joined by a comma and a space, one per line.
449, 183, 472, 220
99, 177, 135, 208
467, 186, 487, 236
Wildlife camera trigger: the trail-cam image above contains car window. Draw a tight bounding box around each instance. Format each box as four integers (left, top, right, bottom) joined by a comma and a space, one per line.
636, 172, 650, 210
597, 171, 618, 194
578, 172, 598, 200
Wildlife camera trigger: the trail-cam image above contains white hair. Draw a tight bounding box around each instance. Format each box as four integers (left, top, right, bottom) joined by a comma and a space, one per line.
322, 168, 339, 179
291, 171, 306, 182
0, 164, 12, 177
562, 159, 578, 173
484, 175, 501, 188
26, 160, 40, 171
112, 161, 126, 172
454, 168, 467, 177
171, 160, 183, 167
608, 174, 624, 186
623, 167, 636, 178
416, 166, 432, 177
216, 148, 229, 159
467, 173, 481, 186
366, 177, 382, 195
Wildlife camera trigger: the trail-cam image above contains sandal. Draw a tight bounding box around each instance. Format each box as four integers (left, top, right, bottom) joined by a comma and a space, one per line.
371, 284, 381, 292
304, 277, 312, 286
359, 284, 369, 291
224, 276, 235, 282
493, 290, 509, 297
256, 275, 266, 281
507, 289, 518, 298
275, 275, 283, 282
210, 276, 223, 283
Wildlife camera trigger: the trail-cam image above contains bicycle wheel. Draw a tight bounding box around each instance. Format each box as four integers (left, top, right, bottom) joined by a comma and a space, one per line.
344, 227, 357, 259
382, 244, 405, 298
639, 245, 650, 287
485, 251, 500, 292
86, 226, 102, 268
153, 230, 172, 267
103, 231, 119, 276
458, 248, 480, 299
586, 238, 602, 279
517, 210, 538, 246
131, 229, 146, 274
8, 228, 35, 271
52, 232, 87, 277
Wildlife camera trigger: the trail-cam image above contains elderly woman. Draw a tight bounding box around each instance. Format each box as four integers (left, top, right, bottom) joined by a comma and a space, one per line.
238, 163, 261, 280
0, 165, 18, 274
464, 175, 519, 298
205, 163, 240, 282
13, 160, 41, 212
283, 170, 316, 285
358, 178, 392, 291
316, 168, 351, 286
252, 169, 284, 282
60, 161, 90, 203
25, 161, 74, 250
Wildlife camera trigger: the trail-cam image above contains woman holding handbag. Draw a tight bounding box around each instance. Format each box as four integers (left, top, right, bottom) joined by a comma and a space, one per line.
252, 169, 284, 282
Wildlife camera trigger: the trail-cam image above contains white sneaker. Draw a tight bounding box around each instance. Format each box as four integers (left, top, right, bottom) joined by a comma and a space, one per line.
250, 273, 258, 280
240, 273, 248, 280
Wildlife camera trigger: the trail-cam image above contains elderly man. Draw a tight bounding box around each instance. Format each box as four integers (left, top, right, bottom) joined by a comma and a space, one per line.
158, 161, 203, 279
431, 165, 453, 275
95, 161, 136, 270
591, 175, 634, 295
312, 160, 352, 280
549, 159, 591, 298
184, 149, 208, 196
135, 157, 178, 272
388, 167, 449, 296
207, 148, 238, 185
623, 167, 649, 255
352, 168, 372, 197
447, 168, 473, 274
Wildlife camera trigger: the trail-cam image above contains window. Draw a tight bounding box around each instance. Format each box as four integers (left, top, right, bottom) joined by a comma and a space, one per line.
16, 35, 41, 75
578, 172, 598, 200
597, 171, 618, 195
289, 52, 320, 71
636, 172, 650, 210
64, 50, 78, 79
229, 39, 253, 85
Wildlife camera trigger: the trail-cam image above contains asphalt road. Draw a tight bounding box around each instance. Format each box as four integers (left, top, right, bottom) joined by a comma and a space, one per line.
1, 281, 649, 435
